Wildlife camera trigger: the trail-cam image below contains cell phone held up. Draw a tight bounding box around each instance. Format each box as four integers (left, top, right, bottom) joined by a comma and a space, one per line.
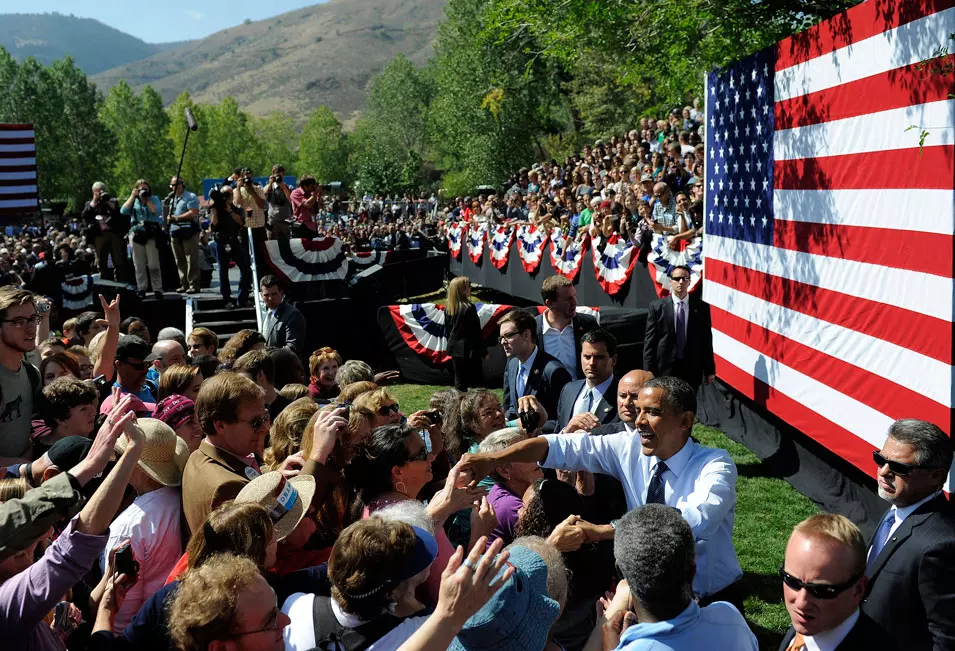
113, 540, 140, 581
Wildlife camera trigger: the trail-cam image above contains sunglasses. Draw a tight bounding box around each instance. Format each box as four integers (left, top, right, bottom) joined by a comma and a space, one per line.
240, 412, 271, 431
872, 450, 936, 476
120, 359, 149, 371
779, 566, 862, 600
377, 403, 400, 416
406, 447, 430, 462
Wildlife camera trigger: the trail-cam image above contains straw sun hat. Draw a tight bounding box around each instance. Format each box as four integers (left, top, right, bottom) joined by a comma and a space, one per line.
235, 471, 317, 541
114, 418, 190, 487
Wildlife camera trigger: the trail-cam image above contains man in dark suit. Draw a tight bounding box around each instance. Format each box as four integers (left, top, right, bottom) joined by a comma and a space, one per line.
555, 328, 619, 432
862, 418, 955, 651
498, 309, 571, 433
260, 274, 306, 356
533, 275, 598, 380
643, 265, 715, 392
779, 513, 892, 651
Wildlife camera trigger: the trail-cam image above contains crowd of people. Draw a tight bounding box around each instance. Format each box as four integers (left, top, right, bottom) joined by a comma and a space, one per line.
0, 105, 952, 651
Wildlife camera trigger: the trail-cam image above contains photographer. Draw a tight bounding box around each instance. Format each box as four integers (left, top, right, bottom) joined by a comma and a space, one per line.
121, 180, 164, 300
290, 175, 324, 237
232, 167, 267, 261
80, 182, 128, 282
209, 185, 252, 309
166, 177, 201, 294
266, 164, 293, 240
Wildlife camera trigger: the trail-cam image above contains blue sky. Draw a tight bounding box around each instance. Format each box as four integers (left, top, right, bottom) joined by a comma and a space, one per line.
0, 1, 325, 43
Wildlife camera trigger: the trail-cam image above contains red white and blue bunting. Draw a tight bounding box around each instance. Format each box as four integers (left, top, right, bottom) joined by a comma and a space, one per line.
646, 233, 704, 298
549, 231, 589, 281
488, 226, 513, 269
467, 223, 488, 264
446, 222, 464, 259
516, 225, 547, 274
263, 237, 348, 283
389, 302, 513, 365
591, 234, 638, 296
61, 275, 94, 311
348, 250, 391, 276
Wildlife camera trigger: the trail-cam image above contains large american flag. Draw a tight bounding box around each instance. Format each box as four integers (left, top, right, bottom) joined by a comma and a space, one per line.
0, 124, 39, 218
703, 0, 955, 478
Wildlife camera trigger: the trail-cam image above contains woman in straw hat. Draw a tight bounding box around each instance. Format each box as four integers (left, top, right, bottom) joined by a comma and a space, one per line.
101, 418, 190, 632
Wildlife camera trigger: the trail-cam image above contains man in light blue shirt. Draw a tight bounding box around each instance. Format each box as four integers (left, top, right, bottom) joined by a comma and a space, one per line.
167, 176, 201, 294
460, 375, 743, 607
598, 505, 756, 651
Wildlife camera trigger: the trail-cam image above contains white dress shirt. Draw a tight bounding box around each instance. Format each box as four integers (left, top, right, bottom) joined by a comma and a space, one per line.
541, 313, 578, 379
803, 608, 859, 651
102, 486, 183, 631
543, 431, 742, 596
516, 346, 539, 397
572, 375, 614, 416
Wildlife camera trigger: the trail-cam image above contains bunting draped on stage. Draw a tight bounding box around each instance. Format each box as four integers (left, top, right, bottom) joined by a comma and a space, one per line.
550, 231, 589, 281
591, 234, 638, 296
347, 250, 391, 276
61, 276, 94, 311
515, 225, 547, 273
646, 233, 704, 298
467, 223, 488, 264
388, 302, 513, 364
446, 222, 464, 259
264, 237, 349, 283
489, 226, 513, 269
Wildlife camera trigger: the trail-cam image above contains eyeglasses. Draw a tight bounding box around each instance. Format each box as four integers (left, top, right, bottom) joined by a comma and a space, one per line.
240, 412, 271, 431
779, 566, 862, 599
377, 403, 400, 416
872, 450, 937, 476
406, 447, 430, 462
670, 276, 690, 283
499, 329, 520, 341
2, 315, 41, 328
228, 609, 280, 638
119, 359, 149, 371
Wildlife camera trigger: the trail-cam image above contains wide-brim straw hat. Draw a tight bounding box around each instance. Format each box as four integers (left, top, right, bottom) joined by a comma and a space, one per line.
235, 471, 316, 541
114, 418, 190, 487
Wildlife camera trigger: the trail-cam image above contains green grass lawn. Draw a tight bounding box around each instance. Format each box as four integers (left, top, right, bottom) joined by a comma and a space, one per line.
389, 384, 818, 650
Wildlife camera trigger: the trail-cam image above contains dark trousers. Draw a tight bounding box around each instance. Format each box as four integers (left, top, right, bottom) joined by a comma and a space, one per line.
94, 231, 127, 282
451, 356, 483, 391
698, 580, 745, 616
215, 234, 252, 302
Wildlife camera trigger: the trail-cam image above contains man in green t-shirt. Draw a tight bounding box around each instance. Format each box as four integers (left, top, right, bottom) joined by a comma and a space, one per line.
577, 196, 597, 229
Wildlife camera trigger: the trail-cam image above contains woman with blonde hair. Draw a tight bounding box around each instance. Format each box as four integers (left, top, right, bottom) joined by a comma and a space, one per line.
308, 346, 344, 400
444, 276, 486, 390
264, 397, 319, 469
157, 364, 203, 401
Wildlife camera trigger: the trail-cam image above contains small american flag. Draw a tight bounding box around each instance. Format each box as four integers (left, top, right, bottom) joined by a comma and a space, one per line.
0, 124, 39, 218
703, 0, 955, 478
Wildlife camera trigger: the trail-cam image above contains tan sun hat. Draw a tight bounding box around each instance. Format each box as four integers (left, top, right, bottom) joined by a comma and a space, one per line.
234, 471, 316, 541
114, 418, 190, 487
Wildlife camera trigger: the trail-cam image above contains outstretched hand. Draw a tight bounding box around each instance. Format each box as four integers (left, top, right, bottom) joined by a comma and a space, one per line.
436, 537, 514, 627
99, 293, 121, 329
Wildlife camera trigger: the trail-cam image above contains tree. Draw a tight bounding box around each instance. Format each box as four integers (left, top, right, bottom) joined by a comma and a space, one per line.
205, 96, 259, 175
298, 106, 350, 184
166, 92, 214, 191
100, 82, 172, 196
249, 112, 298, 176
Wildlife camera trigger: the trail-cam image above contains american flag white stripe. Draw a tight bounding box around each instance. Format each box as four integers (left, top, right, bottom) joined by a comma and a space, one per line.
773, 189, 955, 234
773, 7, 955, 99
0, 124, 39, 217
703, 0, 955, 478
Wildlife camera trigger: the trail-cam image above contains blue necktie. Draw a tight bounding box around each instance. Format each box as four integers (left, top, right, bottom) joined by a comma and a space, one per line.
516, 365, 527, 397
866, 510, 895, 572
646, 461, 668, 504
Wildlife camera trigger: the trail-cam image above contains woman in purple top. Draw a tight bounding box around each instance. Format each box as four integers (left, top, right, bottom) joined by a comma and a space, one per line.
0, 402, 142, 651
477, 428, 543, 546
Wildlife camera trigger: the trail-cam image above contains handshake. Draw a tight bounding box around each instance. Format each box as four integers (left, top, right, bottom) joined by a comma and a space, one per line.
546, 514, 613, 552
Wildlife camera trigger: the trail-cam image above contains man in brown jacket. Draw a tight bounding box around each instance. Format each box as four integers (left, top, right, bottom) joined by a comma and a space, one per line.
181, 372, 270, 536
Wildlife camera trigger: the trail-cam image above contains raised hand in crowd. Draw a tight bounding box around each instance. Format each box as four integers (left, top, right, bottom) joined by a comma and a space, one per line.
93, 293, 121, 381
427, 461, 488, 529
69, 393, 134, 487
373, 369, 401, 384
395, 537, 515, 651
515, 394, 548, 435
469, 495, 497, 548
89, 538, 138, 631
564, 411, 601, 433
406, 409, 433, 431
75, 411, 142, 535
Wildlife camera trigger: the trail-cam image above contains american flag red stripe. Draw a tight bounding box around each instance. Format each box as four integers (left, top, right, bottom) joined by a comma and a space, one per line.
703, 0, 955, 482
0, 123, 39, 217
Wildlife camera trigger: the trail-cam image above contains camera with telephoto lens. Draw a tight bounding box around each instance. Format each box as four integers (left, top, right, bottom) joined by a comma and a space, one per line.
243, 173, 254, 185
209, 183, 224, 203
320, 182, 343, 192
518, 409, 541, 432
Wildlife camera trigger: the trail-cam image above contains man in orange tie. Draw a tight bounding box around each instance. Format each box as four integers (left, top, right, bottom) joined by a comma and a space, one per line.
779, 514, 894, 651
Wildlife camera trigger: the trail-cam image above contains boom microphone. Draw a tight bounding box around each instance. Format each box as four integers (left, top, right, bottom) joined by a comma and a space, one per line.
185, 108, 198, 132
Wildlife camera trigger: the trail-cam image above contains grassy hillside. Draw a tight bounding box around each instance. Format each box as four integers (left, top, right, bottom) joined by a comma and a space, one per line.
91, 0, 446, 123
0, 12, 172, 74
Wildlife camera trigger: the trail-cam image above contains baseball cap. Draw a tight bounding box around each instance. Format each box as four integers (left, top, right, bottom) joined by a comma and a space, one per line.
449, 545, 560, 651
116, 335, 159, 363
99, 392, 156, 417
153, 395, 195, 430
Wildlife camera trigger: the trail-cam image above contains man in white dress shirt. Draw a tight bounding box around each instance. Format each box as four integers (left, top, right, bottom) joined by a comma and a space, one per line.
460, 375, 743, 611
